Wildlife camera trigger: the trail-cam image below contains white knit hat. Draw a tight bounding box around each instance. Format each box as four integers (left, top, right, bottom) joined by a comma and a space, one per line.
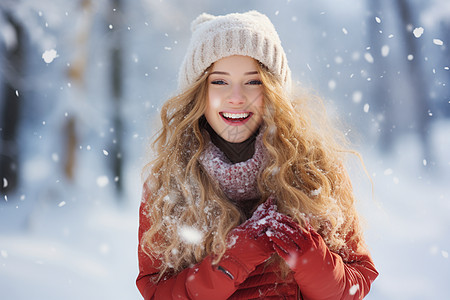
178, 10, 292, 92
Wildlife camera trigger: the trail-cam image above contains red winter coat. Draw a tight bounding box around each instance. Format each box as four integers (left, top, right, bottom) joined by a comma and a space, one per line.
137, 194, 378, 299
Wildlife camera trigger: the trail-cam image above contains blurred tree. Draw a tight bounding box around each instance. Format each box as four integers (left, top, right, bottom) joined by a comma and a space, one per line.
367, 0, 395, 153
438, 20, 450, 118
0, 11, 24, 194
108, 0, 124, 197
394, 0, 434, 165
366, 0, 435, 165
64, 0, 93, 180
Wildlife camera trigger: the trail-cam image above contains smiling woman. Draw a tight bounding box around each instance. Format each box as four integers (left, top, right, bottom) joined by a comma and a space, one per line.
137, 10, 378, 300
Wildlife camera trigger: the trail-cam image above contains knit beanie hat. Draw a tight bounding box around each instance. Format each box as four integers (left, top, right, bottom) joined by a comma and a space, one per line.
178, 10, 292, 92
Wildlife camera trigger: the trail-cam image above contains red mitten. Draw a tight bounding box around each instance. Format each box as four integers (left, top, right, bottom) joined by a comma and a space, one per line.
265, 212, 378, 300
217, 197, 277, 283
266, 212, 312, 271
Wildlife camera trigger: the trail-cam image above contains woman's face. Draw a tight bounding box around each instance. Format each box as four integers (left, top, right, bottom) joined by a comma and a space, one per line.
205, 55, 264, 143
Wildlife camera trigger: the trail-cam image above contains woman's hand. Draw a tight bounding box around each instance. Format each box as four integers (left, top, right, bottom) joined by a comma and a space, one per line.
222, 197, 277, 271
264, 210, 378, 300
265, 212, 312, 271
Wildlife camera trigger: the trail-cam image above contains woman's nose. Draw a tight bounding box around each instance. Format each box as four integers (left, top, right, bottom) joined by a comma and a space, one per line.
227, 85, 245, 105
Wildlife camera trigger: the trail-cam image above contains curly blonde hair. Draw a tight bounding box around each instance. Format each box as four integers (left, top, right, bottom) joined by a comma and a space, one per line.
141, 61, 365, 278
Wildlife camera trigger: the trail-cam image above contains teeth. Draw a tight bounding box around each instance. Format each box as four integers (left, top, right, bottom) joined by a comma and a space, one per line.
222, 112, 250, 119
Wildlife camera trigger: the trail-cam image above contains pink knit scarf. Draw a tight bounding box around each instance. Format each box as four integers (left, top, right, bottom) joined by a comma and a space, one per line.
198, 132, 268, 202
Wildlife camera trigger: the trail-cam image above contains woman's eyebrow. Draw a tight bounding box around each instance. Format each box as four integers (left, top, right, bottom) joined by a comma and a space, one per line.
209, 71, 229, 75
209, 71, 259, 75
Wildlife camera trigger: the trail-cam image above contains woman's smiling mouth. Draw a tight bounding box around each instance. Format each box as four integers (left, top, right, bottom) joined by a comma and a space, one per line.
220, 112, 252, 124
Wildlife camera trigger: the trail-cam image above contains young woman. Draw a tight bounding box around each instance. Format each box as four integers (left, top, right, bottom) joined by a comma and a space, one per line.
137, 11, 378, 299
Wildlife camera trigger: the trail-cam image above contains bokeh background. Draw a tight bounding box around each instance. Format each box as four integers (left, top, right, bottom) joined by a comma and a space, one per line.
0, 0, 449, 299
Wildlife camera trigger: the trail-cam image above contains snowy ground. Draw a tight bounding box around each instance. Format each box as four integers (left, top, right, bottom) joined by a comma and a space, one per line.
360, 120, 450, 300
0, 170, 143, 299
1, 121, 449, 300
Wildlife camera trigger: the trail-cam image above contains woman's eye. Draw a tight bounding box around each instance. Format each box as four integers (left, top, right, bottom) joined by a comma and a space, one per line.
247, 80, 262, 85
210, 80, 227, 85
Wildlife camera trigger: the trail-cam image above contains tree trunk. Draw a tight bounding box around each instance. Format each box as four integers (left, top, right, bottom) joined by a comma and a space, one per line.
64, 0, 93, 180
439, 21, 450, 118
394, 0, 433, 166
367, 0, 394, 153
108, 0, 124, 198
0, 12, 24, 195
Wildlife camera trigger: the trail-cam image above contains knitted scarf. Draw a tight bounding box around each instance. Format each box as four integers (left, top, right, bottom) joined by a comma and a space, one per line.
198, 132, 268, 203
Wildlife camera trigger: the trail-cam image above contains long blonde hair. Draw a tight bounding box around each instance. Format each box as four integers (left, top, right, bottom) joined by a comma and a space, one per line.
141, 61, 364, 278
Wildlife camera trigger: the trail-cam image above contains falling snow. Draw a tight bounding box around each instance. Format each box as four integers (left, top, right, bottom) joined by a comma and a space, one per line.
364, 53, 374, 63
349, 284, 360, 295
413, 27, 424, 38
310, 187, 322, 196
433, 38, 444, 46
328, 80, 336, 90
42, 49, 59, 63
96, 176, 109, 187
51, 153, 59, 162
384, 168, 394, 176
363, 103, 370, 113
178, 226, 203, 245
352, 91, 362, 103
381, 45, 390, 57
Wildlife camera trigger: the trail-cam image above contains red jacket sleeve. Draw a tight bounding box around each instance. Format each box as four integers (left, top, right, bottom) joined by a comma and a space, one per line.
293, 229, 378, 300
136, 192, 253, 299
